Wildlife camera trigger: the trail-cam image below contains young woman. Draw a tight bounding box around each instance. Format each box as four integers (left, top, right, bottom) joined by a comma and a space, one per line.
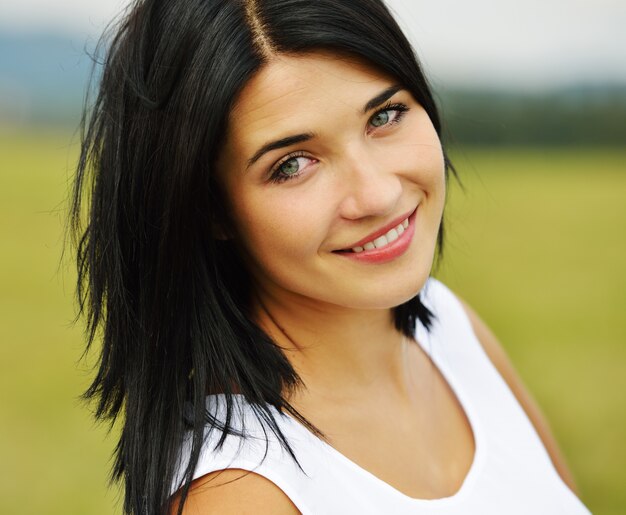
69, 0, 591, 514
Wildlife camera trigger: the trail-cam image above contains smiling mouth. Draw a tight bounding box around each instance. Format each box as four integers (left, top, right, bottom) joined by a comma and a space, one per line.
335, 216, 411, 253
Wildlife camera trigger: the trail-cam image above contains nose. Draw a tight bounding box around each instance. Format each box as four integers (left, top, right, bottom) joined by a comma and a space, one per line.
335, 142, 402, 221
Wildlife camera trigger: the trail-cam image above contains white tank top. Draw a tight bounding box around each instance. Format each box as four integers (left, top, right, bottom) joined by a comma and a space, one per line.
173, 277, 591, 514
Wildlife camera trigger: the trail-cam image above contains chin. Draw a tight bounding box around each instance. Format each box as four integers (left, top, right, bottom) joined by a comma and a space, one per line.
338, 267, 431, 310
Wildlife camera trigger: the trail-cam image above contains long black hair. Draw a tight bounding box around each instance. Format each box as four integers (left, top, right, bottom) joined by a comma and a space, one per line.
68, 0, 459, 513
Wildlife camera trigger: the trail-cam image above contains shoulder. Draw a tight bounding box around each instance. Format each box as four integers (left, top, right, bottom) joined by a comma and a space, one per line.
451, 288, 545, 421
170, 469, 301, 514
424, 278, 542, 406
170, 396, 306, 514
442, 283, 579, 495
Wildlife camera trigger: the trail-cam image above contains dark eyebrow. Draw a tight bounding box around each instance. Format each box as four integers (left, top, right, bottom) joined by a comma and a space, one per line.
245, 84, 405, 170
246, 132, 316, 171
361, 84, 403, 114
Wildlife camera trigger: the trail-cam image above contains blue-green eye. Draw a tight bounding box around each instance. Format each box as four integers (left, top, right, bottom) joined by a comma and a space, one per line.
269, 152, 316, 184
370, 110, 390, 127
368, 102, 409, 131
279, 158, 300, 177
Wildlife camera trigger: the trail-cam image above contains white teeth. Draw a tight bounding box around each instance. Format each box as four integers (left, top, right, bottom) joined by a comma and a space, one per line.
349, 216, 409, 252
385, 228, 399, 243
372, 235, 388, 248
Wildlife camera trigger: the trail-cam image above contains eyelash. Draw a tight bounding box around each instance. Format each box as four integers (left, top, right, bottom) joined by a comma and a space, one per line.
268, 101, 410, 184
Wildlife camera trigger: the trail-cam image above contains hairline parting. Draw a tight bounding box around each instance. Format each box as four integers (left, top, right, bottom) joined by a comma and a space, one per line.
244, 0, 278, 59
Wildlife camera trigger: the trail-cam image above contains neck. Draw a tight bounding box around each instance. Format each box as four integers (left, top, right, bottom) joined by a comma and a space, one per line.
250, 287, 415, 406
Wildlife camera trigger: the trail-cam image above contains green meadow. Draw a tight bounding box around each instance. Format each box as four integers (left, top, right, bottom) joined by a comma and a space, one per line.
1, 129, 624, 514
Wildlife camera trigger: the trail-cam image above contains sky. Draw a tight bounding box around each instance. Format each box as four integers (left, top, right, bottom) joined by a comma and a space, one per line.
1, 0, 625, 88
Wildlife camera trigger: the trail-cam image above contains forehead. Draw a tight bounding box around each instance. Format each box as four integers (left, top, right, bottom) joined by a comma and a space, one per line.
226, 51, 398, 146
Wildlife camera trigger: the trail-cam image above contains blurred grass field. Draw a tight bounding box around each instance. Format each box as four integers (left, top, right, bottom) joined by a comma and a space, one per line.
1, 129, 624, 514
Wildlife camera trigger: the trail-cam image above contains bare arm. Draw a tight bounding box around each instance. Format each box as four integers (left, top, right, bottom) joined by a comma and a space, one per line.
456, 295, 580, 495
170, 469, 301, 515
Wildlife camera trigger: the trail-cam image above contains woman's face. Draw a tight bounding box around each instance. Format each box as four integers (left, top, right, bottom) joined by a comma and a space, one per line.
215, 51, 446, 311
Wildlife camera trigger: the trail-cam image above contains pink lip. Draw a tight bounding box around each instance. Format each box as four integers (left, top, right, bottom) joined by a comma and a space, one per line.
334, 206, 418, 264
336, 206, 418, 251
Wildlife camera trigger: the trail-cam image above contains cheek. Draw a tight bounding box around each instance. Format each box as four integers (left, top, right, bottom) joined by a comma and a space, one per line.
395, 109, 446, 187
401, 146, 446, 214
227, 183, 326, 268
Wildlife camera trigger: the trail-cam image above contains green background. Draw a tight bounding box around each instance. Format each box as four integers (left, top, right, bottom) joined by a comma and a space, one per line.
1, 130, 624, 514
